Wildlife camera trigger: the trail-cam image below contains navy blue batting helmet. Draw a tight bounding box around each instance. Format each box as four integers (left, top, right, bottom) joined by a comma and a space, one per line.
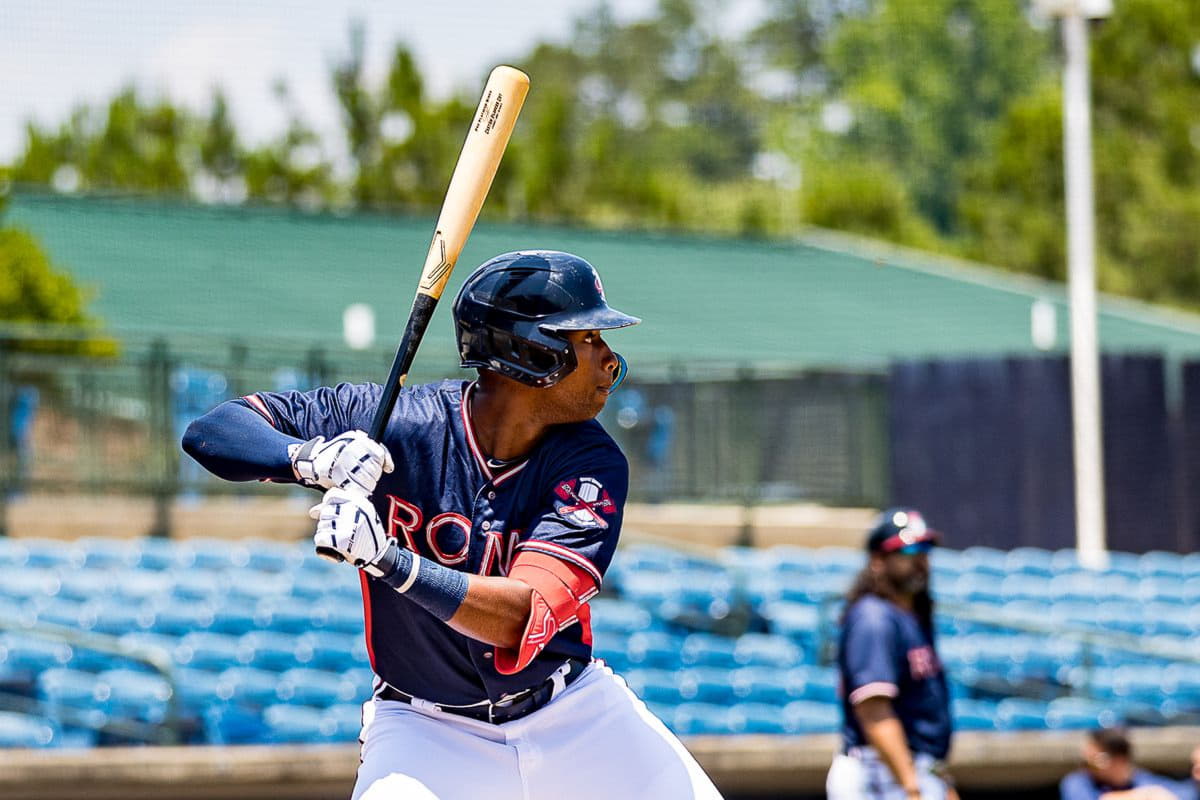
452, 251, 640, 387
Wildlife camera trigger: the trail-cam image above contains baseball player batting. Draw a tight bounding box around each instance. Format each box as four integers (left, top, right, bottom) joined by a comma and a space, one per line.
183, 251, 723, 799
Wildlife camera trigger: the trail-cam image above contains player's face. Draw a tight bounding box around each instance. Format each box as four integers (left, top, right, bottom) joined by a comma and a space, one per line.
882, 550, 930, 595
543, 330, 620, 422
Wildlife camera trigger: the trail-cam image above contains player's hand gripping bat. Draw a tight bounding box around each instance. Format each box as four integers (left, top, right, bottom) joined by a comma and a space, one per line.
315, 66, 530, 563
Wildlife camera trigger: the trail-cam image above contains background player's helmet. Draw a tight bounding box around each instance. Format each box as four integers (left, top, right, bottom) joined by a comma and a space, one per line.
867, 507, 941, 554
453, 250, 641, 387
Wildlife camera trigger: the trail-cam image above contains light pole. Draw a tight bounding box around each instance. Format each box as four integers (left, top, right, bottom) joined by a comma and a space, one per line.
1034, 0, 1112, 568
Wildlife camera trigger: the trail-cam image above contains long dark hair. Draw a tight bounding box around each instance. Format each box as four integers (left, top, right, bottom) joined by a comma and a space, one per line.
842, 561, 935, 638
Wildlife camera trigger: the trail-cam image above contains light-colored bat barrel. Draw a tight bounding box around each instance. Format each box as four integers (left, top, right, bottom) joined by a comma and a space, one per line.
417, 66, 530, 299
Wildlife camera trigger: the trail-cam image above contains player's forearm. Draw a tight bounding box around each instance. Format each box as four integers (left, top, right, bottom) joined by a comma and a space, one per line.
182, 401, 301, 482
447, 575, 533, 648
373, 545, 531, 648
855, 698, 920, 794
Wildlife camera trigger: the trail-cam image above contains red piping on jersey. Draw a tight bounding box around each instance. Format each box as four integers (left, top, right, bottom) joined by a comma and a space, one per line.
358, 570, 377, 672
459, 382, 528, 486
515, 540, 603, 587
243, 394, 275, 426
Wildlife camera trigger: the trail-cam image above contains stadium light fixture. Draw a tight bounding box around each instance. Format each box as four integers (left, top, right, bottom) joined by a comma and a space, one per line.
1032, 0, 1111, 569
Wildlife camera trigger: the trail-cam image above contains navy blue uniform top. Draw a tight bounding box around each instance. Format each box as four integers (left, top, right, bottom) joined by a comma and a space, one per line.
1059, 769, 1188, 800
838, 594, 952, 760
222, 379, 627, 705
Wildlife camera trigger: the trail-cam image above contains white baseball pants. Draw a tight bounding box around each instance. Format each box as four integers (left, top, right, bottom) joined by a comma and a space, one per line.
353, 662, 723, 800
826, 748, 949, 800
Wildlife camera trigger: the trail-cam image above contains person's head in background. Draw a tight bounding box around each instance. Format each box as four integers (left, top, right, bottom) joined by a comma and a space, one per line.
1082, 727, 1135, 788
1190, 743, 1200, 785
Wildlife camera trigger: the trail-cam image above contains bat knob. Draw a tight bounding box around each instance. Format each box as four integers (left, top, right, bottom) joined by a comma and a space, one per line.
315, 545, 346, 564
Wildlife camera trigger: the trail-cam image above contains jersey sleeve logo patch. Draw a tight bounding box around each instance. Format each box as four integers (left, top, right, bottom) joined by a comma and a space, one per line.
554, 477, 615, 528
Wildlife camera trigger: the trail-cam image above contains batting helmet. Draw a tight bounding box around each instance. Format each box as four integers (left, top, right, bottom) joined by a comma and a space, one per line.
452, 250, 640, 388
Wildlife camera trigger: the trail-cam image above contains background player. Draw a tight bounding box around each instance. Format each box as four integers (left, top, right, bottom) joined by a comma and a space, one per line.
183, 250, 722, 800
826, 508, 956, 800
1059, 727, 1184, 800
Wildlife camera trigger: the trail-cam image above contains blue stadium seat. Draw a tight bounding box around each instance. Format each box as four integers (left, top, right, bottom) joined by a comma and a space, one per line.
208, 600, 260, 637
1003, 547, 1054, 578
173, 667, 223, 717
203, 704, 266, 745
729, 702, 788, 734
263, 703, 337, 743
730, 666, 798, 705
244, 538, 301, 574
796, 666, 839, 704
1045, 697, 1118, 730
589, 598, 654, 634
94, 668, 172, 723
680, 633, 739, 669
77, 537, 139, 571
733, 633, 803, 668
960, 547, 1008, 580
150, 602, 216, 637
995, 698, 1049, 731
953, 699, 999, 731
240, 631, 313, 672
813, 547, 862, 575
298, 631, 361, 673
1138, 551, 1184, 581
1, 568, 62, 602
311, 603, 365, 636
176, 538, 246, 572
53, 570, 112, 604
591, 631, 632, 673
323, 702, 364, 741
760, 602, 820, 647
998, 575, 1050, 603
672, 702, 733, 735
176, 632, 247, 672
340, 667, 375, 700
0, 538, 31, 569
34, 597, 87, 629
215, 667, 284, 709
0, 711, 56, 748
110, 571, 172, 604
79, 599, 154, 636
38, 667, 101, 713
0, 633, 73, 680
222, 569, 292, 605
171, 571, 220, 603
257, 601, 317, 635
777, 572, 851, 605
133, 537, 178, 572
782, 700, 840, 734
627, 631, 685, 670
678, 668, 737, 705
277, 668, 357, 708
21, 539, 84, 570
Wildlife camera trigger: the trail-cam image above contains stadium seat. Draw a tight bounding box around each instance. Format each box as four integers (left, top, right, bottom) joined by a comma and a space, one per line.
796, 666, 839, 704
202, 704, 266, 745
297, 631, 362, 673
110, 571, 172, 604
0, 711, 55, 748
239, 631, 314, 672
311, 603, 365, 636
1003, 547, 1054, 579
244, 538, 301, 574
782, 700, 840, 734
760, 602, 820, 647
1045, 697, 1118, 730
995, 698, 1050, 731
215, 666, 285, 709
672, 702, 733, 735
76, 537, 139, 571
589, 598, 654, 634
263, 703, 337, 743
323, 702, 363, 741
1138, 551, 1184, 581
93, 669, 172, 723
730, 666, 798, 706
176, 632, 247, 672
150, 602, 216, 637
173, 667, 223, 717
680, 633, 739, 669
21, 539, 84, 570
0, 538, 31, 569
53, 570, 112, 604
953, 699, 999, 731
591, 632, 633, 673
257, 601, 318, 636
38, 667, 101, 712
1, 568, 62, 602
0, 633, 74, 680
133, 537, 178, 572
728, 702, 788, 734
171, 571, 221, 603
678, 668, 737, 705
627, 631, 685, 670
276, 668, 357, 708
78, 599, 154, 636
733, 633, 803, 668
960, 547, 1008, 580
222, 569, 292, 605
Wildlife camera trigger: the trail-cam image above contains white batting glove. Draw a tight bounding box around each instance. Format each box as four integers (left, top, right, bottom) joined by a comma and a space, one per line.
310, 488, 395, 575
289, 430, 394, 494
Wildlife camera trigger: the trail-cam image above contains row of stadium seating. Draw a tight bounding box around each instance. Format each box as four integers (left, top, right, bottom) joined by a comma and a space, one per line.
1, 537, 1198, 746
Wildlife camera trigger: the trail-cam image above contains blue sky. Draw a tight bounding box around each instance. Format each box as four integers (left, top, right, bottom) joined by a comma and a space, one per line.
1, 0, 673, 161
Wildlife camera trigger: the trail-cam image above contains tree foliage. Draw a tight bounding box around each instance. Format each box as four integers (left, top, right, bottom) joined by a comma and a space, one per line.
4, 0, 1200, 307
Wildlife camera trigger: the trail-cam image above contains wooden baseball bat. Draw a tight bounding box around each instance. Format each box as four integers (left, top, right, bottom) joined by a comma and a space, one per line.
316, 65, 529, 563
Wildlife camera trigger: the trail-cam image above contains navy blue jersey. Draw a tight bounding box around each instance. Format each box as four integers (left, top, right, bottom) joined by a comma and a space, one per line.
239, 379, 627, 705
838, 594, 952, 760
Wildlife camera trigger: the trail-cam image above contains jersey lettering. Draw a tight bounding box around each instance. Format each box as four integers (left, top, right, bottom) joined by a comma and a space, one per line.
426, 512, 472, 565
386, 495, 423, 551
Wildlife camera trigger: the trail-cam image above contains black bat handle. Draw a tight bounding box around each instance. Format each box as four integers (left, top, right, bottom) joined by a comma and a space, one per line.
315, 292, 440, 564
